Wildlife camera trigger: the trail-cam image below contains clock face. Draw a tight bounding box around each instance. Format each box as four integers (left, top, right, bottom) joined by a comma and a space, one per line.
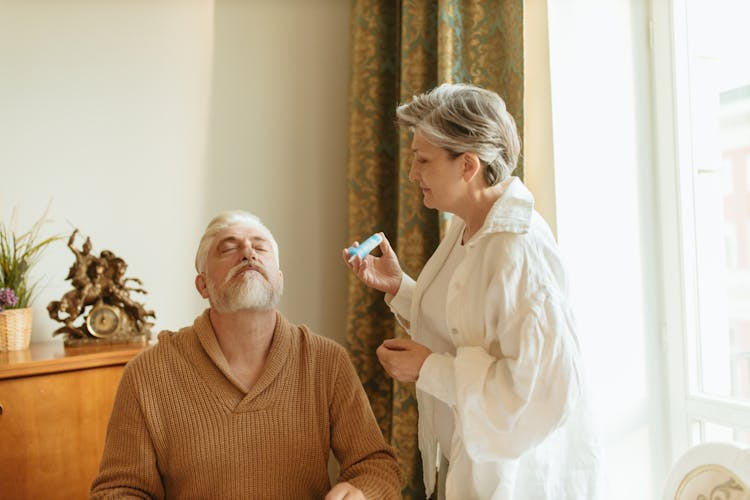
86, 305, 121, 338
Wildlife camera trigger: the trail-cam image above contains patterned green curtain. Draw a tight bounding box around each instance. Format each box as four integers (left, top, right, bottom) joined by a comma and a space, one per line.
346, 1, 523, 497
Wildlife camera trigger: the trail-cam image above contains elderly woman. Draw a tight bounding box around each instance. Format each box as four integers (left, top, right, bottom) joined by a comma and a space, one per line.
343, 84, 604, 499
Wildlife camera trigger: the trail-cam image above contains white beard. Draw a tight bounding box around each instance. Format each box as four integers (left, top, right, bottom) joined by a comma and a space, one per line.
207, 267, 281, 313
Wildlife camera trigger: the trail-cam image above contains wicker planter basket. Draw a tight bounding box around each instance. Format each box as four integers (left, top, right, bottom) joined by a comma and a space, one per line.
0, 307, 33, 351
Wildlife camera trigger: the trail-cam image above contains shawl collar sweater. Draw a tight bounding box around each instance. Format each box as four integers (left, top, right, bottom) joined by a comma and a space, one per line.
90, 310, 401, 499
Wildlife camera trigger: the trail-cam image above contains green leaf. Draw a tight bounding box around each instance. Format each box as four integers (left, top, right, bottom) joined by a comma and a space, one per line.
0, 204, 63, 309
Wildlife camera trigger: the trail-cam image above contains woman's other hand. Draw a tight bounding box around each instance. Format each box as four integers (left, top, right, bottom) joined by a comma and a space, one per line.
342, 232, 403, 296
376, 338, 432, 382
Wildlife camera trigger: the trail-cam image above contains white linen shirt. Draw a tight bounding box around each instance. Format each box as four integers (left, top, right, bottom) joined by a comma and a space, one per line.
388, 178, 604, 499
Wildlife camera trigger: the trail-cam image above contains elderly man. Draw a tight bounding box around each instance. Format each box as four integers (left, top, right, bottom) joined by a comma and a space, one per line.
90, 210, 402, 500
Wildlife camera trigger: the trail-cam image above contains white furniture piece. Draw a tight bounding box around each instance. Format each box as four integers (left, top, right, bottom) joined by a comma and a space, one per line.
663, 441, 750, 500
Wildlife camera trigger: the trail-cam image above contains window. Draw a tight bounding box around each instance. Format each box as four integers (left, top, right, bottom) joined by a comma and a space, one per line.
653, 0, 750, 458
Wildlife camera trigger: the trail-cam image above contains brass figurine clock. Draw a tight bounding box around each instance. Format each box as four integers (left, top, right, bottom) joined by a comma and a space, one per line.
48, 230, 155, 346
86, 301, 122, 338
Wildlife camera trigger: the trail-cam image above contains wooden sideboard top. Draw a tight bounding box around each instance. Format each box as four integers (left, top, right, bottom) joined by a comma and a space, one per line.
0, 341, 148, 380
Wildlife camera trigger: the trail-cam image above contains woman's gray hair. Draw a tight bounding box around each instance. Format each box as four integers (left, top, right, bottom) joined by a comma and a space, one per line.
195, 210, 279, 273
396, 83, 521, 185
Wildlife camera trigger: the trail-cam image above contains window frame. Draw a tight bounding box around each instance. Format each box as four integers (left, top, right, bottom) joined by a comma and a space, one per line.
651, 0, 750, 463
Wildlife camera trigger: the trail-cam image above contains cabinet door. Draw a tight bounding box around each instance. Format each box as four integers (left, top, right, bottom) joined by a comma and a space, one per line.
0, 365, 125, 500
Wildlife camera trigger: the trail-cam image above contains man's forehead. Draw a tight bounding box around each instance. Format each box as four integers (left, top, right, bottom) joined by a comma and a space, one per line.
213, 225, 271, 244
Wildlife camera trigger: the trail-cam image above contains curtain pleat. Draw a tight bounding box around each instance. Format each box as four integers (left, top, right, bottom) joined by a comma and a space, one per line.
346, 2, 523, 497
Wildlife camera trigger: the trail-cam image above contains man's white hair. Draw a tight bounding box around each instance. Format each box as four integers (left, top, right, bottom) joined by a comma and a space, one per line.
194, 210, 279, 273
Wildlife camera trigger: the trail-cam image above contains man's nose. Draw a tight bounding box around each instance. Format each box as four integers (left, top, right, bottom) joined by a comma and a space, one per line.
241, 243, 257, 262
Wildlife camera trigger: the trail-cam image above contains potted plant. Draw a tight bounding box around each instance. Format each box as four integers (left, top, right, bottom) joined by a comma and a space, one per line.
0, 206, 60, 351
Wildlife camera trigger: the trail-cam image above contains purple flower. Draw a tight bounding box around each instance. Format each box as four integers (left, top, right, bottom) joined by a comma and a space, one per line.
0, 287, 18, 311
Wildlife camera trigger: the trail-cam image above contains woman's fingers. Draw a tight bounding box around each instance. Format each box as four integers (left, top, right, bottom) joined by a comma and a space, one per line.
381, 338, 409, 350
378, 232, 393, 257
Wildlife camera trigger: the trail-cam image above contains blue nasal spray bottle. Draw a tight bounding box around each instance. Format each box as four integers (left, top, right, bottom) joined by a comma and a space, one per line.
347, 233, 383, 262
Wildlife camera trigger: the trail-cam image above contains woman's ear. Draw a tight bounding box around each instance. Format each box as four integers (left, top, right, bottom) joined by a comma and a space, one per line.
462, 152, 482, 182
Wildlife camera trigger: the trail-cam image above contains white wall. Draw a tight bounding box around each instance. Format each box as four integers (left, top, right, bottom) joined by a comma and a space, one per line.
205, 0, 350, 343
524, 0, 557, 237
544, 0, 668, 498
0, 0, 350, 344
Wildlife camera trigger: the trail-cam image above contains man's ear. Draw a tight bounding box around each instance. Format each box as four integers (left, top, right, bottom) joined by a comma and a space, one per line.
461, 152, 482, 182
195, 274, 209, 299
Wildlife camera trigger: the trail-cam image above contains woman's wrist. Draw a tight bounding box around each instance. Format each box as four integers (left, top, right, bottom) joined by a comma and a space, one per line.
387, 273, 403, 296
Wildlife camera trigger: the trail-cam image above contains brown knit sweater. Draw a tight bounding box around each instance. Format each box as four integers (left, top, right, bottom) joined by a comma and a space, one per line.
90, 310, 402, 499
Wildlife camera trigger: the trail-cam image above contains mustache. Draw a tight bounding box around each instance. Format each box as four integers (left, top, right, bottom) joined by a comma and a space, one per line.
225, 260, 269, 283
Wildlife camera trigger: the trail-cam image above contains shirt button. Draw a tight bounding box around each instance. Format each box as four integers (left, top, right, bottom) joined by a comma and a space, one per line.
450, 328, 458, 335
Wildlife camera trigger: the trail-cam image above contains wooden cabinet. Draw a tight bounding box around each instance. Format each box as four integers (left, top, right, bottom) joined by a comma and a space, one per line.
0, 342, 145, 500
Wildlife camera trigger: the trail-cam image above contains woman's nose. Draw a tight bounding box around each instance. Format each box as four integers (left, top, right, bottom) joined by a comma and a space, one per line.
408, 163, 419, 183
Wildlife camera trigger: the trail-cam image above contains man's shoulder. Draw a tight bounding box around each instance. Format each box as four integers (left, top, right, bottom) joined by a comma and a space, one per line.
155, 324, 194, 344
127, 324, 194, 369
293, 323, 347, 353
284, 321, 351, 368
285, 324, 362, 393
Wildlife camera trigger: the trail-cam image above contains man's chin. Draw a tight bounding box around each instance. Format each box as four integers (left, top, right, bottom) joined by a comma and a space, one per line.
213, 293, 280, 314
207, 275, 281, 313
211, 300, 276, 313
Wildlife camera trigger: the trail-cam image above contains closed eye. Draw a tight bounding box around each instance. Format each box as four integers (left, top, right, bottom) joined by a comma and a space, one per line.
217, 240, 240, 253
411, 153, 428, 164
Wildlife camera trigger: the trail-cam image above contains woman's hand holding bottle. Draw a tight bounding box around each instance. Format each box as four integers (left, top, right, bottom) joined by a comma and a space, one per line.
342, 232, 403, 296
